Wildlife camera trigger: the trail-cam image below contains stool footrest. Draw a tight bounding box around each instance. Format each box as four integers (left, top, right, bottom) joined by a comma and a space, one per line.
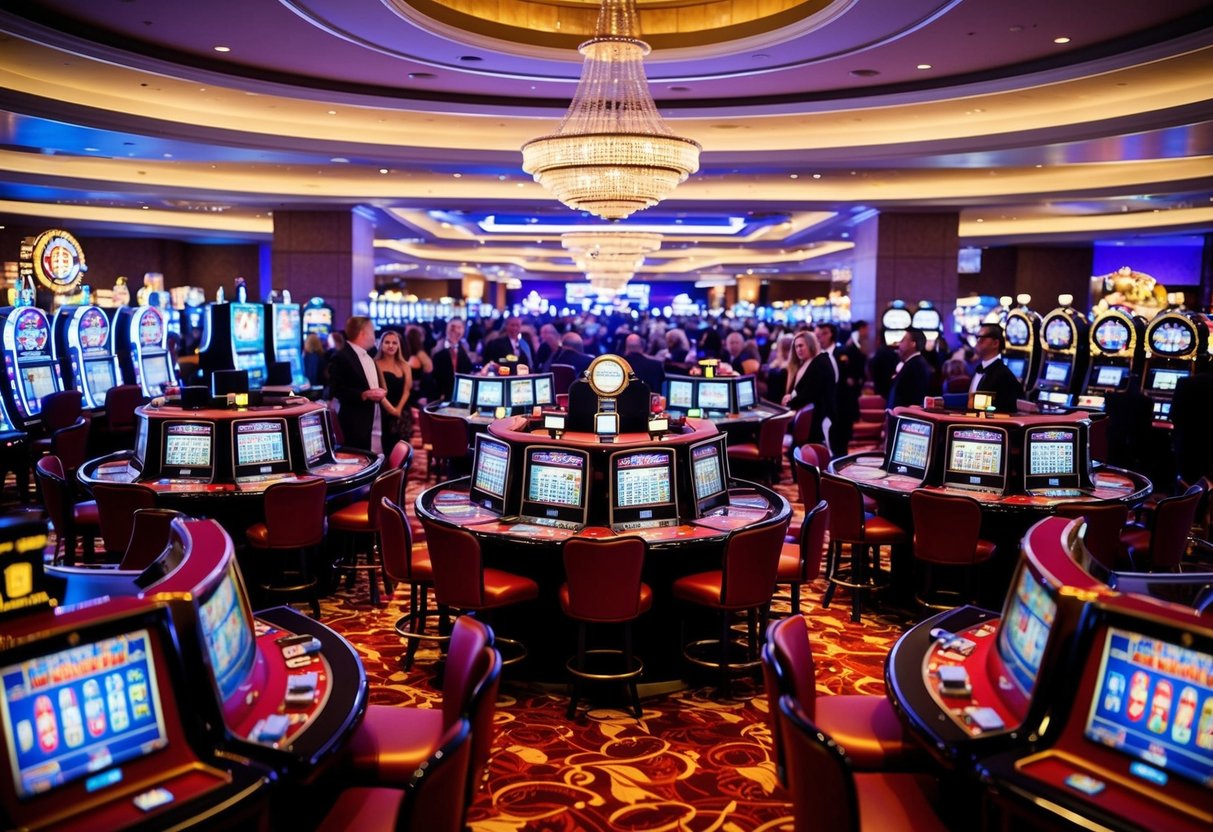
565, 649, 643, 682
683, 638, 762, 672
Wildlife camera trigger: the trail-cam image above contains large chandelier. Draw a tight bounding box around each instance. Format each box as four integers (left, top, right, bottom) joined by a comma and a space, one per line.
522, 0, 701, 221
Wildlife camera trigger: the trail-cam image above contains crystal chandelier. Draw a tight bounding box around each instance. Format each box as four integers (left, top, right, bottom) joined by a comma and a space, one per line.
562, 230, 662, 295
521, 0, 701, 220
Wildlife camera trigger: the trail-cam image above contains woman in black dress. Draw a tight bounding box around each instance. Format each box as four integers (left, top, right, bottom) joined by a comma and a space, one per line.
375, 329, 413, 454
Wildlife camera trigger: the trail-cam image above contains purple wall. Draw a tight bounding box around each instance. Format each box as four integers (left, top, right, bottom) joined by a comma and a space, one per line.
1093, 239, 1205, 287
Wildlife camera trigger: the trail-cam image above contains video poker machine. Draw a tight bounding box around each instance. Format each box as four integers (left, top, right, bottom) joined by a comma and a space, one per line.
910, 300, 943, 348
881, 300, 913, 347
266, 297, 309, 391
1075, 307, 1146, 412
1031, 302, 1090, 409
0, 305, 64, 429
1141, 309, 1209, 423
301, 297, 333, 340
200, 301, 269, 389
1002, 301, 1042, 391
52, 304, 122, 412
115, 305, 178, 397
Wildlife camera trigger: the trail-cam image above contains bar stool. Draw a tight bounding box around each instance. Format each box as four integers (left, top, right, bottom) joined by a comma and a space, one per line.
727, 409, 794, 484
91, 482, 157, 559
1051, 502, 1130, 571
34, 454, 98, 564
379, 497, 446, 670
560, 535, 652, 719
774, 500, 828, 617
909, 490, 996, 610
820, 473, 907, 622
673, 518, 789, 692
246, 477, 328, 617
1119, 483, 1204, 571
119, 508, 183, 570
420, 518, 539, 666
329, 467, 403, 606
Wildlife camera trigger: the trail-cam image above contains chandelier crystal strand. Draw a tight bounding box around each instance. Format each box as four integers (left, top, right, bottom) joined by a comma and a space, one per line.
521, 0, 700, 220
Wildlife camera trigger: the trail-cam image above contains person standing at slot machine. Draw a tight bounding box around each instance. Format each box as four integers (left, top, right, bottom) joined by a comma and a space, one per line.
328, 316, 386, 452
886, 328, 932, 409
968, 323, 1025, 412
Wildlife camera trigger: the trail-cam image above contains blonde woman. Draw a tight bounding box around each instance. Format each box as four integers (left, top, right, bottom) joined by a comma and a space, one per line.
783, 330, 835, 446
375, 329, 413, 451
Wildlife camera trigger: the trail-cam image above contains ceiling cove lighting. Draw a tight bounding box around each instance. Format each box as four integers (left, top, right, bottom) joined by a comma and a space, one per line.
521, 0, 700, 221
478, 215, 743, 235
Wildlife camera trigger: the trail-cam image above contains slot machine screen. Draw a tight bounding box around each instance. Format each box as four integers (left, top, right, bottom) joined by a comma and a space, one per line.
1093, 365, 1127, 389
912, 308, 941, 341
134, 416, 148, 469
232, 419, 291, 478
943, 425, 1008, 491
20, 365, 57, 408
1004, 356, 1027, 381
1024, 426, 1081, 491
298, 410, 330, 465
697, 380, 731, 412
161, 422, 214, 478
667, 379, 694, 410
521, 447, 589, 526
141, 355, 171, 394
474, 378, 504, 410
470, 434, 511, 514
1041, 361, 1072, 386
197, 565, 257, 704
884, 416, 933, 480
689, 434, 730, 516
453, 376, 474, 407
1094, 318, 1130, 352
735, 376, 757, 409
274, 305, 300, 345
0, 627, 170, 798
1149, 319, 1194, 355
230, 303, 265, 352
1005, 315, 1031, 347
1083, 626, 1213, 789
1044, 317, 1074, 349
83, 359, 117, 399
610, 448, 678, 527
1147, 368, 1188, 394
509, 377, 534, 409
996, 563, 1058, 697
534, 375, 554, 406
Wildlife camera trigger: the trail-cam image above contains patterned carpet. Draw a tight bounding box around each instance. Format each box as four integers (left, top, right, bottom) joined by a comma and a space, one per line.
314, 440, 912, 831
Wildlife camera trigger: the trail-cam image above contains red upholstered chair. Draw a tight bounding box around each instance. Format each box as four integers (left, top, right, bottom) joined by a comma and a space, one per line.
118, 508, 182, 571
778, 696, 945, 832
346, 616, 501, 796
783, 403, 815, 452
550, 363, 577, 395
560, 535, 652, 718
50, 417, 91, 482
775, 500, 828, 617
767, 614, 920, 774
426, 412, 469, 481
35, 454, 98, 564
420, 517, 539, 665
387, 440, 414, 504
851, 394, 887, 444
31, 390, 84, 459
317, 718, 472, 832
1119, 482, 1205, 572
329, 467, 404, 606
820, 473, 907, 622
380, 497, 445, 670
91, 481, 158, 558
672, 518, 790, 691
909, 490, 996, 609
943, 374, 972, 393
727, 409, 794, 484
246, 477, 327, 617
1052, 502, 1131, 571
94, 384, 146, 453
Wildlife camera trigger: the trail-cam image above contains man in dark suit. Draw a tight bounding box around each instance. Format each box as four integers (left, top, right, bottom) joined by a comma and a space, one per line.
886, 328, 932, 409
327, 315, 385, 451
969, 323, 1024, 412
481, 316, 535, 367
431, 318, 474, 401
535, 323, 562, 371
549, 332, 593, 376
836, 320, 868, 450
1169, 369, 1213, 485
622, 333, 665, 393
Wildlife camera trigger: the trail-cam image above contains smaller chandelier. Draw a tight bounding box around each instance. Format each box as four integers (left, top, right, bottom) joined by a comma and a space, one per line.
563, 230, 662, 295
522, 0, 700, 220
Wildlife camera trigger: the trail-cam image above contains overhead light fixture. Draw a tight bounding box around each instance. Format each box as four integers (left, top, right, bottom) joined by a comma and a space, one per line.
563, 230, 663, 295
521, 0, 700, 221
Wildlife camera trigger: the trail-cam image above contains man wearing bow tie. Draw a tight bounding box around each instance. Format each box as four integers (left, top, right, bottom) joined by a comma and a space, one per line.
969, 323, 1024, 412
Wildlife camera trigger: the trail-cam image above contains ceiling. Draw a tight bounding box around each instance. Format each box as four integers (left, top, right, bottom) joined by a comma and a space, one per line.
0, 0, 1210, 287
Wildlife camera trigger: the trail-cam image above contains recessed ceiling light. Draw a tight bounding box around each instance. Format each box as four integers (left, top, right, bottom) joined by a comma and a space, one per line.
326, 110, 337, 115
330, 157, 349, 163
213, 45, 231, 53
916, 63, 932, 70
408, 72, 435, 80
83, 147, 99, 152
453, 173, 462, 178
379, 168, 389, 174
812, 173, 822, 179
976, 218, 984, 223
1053, 36, 1071, 44
789, 174, 799, 179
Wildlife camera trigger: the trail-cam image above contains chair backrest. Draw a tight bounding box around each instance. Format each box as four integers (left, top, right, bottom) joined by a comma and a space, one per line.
418, 407, 434, 446
379, 497, 418, 584
808, 442, 831, 470
51, 417, 91, 474
395, 717, 473, 832
721, 518, 790, 608
757, 410, 794, 459
1148, 483, 1205, 571
768, 613, 819, 720
428, 413, 470, 461
34, 455, 69, 530
791, 445, 822, 508
550, 364, 576, 395
119, 509, 182, 570
910, 489, 984, 565
760, 644, 789, 787
562, 535, 648, 622
91, 482, 158, 554
367, 468, 405, 531
790, 404, 816, 448
40, 390, 84, 433
421, 518, 486, 609
858, 394, 886, 420
820, 473, 866, 542
789, 500, 829, 584
778, 695, 860, 832
388, 439, 413, 473
943, 375, 972, 393
1052, 502, 1129, 569
263, 477, 327, 547
103, 384, 147, 432
441, 616, 494, 726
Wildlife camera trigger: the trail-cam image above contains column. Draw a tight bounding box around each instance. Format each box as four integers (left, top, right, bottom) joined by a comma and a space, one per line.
271, 208, 376, 327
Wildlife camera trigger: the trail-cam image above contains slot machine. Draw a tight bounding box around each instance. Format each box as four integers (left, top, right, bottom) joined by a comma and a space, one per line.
53, 303, 122, 411
200, 302, 269, 389
1002, 298, 1041, 391
880, 300, 913, 347
266, 295, 309, 390
302, 297, 334, 340
1031, 299, 1089, 408
0, 305, 64, 429
115, 305, 179, 397
911, 300, 943, 349
1075, 308, 1146, 412
1140, 309, 1209, 423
